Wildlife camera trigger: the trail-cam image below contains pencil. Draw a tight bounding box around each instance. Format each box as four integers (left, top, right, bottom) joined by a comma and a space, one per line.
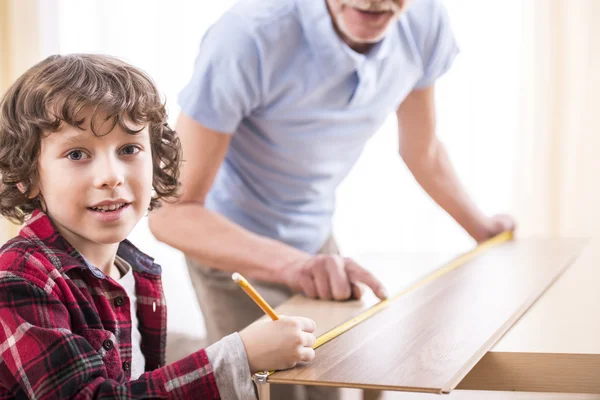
232, 272, 279, 321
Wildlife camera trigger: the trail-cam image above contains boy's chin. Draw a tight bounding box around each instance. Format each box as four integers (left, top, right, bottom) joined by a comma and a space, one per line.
89, 228, 133, 246
95, 235, 129, 245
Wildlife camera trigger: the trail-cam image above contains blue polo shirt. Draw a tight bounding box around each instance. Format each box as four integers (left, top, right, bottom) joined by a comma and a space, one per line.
179, 0, 459, 253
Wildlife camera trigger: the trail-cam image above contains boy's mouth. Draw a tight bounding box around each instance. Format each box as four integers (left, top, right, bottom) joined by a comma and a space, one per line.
88, 202, 129, 212
87, 201, 131, 223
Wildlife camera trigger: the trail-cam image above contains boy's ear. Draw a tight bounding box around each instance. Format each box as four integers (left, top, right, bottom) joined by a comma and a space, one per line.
17, 182, 40, 199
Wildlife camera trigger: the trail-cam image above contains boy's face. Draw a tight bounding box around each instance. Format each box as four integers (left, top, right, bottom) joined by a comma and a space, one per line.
34, 110, 153, 253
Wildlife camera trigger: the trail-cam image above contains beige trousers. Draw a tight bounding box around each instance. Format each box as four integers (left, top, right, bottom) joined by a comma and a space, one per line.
187, 237, 380, 400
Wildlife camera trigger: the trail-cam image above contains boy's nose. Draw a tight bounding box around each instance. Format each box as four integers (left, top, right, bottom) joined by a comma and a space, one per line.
93, 159, 125, 189
99, 173, 124, 189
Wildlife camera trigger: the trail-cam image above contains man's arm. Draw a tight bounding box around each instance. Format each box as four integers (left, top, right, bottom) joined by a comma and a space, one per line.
148, 113, 386, 300
397, 86, 515, 242
148, 113, 306, 284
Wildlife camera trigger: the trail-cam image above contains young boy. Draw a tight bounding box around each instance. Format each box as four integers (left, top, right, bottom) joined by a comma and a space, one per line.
0, 54, 316, 399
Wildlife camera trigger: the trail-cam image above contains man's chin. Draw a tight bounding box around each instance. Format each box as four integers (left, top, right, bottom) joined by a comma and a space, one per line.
352, 32, 386, 43
336, 16, 393, 45
341, 27, 389, 45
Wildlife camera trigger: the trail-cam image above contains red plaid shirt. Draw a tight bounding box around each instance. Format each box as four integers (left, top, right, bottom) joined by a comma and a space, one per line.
0, 210, 221, 399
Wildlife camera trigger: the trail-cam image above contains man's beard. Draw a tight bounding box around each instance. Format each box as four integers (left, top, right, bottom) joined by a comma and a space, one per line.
334, 2, 400, 44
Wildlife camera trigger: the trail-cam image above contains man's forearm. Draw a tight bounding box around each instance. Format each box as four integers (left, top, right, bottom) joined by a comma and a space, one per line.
148, 203, 310, 283
403, 138, 489, 241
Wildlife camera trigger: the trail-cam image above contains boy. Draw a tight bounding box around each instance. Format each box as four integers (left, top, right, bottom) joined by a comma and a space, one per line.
0, 54, 316, 399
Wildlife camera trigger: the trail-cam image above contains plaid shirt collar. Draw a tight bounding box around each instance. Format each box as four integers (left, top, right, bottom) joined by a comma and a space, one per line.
20, 209, 161, 278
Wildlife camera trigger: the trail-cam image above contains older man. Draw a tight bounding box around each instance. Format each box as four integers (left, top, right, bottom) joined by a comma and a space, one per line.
150, 0, 515, 398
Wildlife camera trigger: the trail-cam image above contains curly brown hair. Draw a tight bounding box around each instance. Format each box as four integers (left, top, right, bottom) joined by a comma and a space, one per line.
0, 54, 181, 224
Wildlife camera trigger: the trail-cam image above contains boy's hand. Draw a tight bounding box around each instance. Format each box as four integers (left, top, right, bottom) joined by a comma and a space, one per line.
239, 316, 316, 373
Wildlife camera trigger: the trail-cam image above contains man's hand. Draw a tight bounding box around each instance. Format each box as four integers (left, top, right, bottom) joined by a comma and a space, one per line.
280, 255, 388, 301
474, 214, 517, 243
396, 88, 517, 247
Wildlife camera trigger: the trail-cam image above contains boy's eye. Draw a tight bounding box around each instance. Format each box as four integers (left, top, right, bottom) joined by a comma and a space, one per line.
67, 150, 89, 161
120, 145, 141, 156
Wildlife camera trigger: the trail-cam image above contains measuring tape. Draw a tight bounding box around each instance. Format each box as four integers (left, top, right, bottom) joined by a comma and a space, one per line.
254, 230, 514, 383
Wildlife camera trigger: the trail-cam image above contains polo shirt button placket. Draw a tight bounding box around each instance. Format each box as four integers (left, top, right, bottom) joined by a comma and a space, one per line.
350, 61, 376, 108
355, 63, 377, 107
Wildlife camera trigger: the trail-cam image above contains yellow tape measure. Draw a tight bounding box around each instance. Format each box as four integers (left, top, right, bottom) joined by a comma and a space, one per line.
257, 231, 514, 381
313, 230, 513, 349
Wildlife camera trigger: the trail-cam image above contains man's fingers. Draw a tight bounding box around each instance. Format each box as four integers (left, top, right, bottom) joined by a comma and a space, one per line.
346, 259, 388, 300
492, 214, 517, 233
299, 273, 318, 299
502, 215, 517, 231
298, 256, 386, 301
312, 260, 332, 300
325, 256, 352, 300
350, 282, 364, 299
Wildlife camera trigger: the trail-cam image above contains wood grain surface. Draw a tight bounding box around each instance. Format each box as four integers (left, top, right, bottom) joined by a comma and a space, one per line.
458, 236, 600, 394
268, 238, 585, 393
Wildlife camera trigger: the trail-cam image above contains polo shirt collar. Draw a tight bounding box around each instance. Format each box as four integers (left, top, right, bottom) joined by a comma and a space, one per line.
296, 0, 396, 74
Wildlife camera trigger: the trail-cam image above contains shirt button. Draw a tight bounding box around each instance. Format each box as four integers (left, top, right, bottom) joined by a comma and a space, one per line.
102, 339, 114, 351
122, 361, 131, 372
114, 297, 124, 307
89, 266, 105, 279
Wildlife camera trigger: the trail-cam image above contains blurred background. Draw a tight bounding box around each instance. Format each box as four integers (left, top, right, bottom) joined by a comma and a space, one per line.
1, 0, 599, 356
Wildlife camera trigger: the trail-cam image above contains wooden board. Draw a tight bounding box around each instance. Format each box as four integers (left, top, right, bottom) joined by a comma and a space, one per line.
458, 352, 600, 394
268, 238, 584, 393
365, 390, 600, 400
458, 236, 600, 394
274, 252, 455, 338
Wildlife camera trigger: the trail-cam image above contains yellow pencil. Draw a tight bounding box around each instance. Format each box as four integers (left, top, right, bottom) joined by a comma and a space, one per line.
232, 272, 279, 321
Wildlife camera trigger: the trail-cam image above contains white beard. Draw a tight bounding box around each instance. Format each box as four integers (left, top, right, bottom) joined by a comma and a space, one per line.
334, 3, 399, 44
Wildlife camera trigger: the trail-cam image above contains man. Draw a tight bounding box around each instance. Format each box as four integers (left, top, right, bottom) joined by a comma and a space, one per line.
150, 0, 515, 398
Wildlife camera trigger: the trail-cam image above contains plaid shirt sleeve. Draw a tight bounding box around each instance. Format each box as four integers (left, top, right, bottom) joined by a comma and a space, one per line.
0, 273, 223, 399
